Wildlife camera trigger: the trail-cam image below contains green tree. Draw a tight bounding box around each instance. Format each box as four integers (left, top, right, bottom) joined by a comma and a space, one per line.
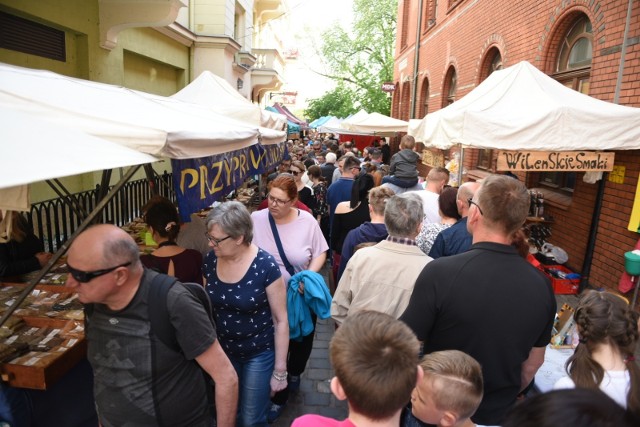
304, 0, 396, 121
305, 84, 360, 120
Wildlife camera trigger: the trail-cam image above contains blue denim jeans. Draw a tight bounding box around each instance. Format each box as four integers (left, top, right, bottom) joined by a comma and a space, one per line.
230, 349, 274, 427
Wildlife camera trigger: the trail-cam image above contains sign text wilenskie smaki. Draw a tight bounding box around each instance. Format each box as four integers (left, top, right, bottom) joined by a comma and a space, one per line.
497, 151, 615, 172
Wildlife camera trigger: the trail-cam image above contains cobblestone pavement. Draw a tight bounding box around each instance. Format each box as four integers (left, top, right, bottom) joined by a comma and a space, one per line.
271, 317, 348, 426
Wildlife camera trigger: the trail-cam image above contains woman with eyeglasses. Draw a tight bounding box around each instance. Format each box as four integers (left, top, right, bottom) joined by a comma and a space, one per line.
140, 198, 203, 284
250, 175, 329, 422
203, 201, 288, 427
289, 160, 315, 211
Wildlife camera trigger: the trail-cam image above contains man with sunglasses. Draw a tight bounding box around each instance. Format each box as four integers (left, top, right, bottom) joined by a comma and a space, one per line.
66, 224, 238, 427
400, 175, 556, 426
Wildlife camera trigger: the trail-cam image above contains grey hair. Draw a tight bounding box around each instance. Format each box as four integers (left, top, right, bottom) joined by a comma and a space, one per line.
384, 193, 424, 238
206, 201, 253, 245
102, 234, 141, 268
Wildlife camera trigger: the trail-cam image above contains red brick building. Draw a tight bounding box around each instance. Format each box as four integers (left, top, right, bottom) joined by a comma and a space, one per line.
392, 0, 640, 294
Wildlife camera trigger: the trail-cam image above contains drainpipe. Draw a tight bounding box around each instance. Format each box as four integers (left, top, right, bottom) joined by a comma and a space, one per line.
580, 0, 633, 291
409, 0, 424, 119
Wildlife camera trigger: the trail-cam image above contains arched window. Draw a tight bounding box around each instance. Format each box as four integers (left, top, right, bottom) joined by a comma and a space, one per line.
401, 81, 412, 120
477, 49, 502, 169
392, 82, 401, 117
542, 15, 592, 193
442, 66, 457, 108
418, 77, 429, 118
554, 16, 592, 94
401, 0, 412, 49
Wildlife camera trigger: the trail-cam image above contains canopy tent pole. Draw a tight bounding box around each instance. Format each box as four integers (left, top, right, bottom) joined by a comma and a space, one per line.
580, 0, 631, 291
45, 178, 91, 221
0, 164, 145, 327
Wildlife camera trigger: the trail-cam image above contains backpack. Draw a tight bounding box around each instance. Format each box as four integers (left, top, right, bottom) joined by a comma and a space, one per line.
144, 269, 216, 353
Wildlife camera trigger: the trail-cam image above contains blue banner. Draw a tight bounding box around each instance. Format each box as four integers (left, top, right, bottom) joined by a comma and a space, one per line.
171, 143, 287, 222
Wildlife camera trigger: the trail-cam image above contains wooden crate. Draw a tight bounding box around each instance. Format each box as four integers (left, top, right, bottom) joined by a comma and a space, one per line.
0, 316, 86, 390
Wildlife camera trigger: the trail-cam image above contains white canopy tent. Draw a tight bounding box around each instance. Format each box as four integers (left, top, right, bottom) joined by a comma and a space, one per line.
341, 110, 409, 135
171, 70, 288, 143
0, 107, 158, 211
0, 63, 262, 158
409, 61, 640, 150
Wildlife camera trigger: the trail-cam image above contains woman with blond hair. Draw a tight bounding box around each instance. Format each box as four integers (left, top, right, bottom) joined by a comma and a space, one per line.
289, 160, 315, 211
337, 186, 394, 281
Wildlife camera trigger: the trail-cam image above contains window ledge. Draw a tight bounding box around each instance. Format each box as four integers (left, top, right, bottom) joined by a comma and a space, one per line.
530, 187, 572, 210
466, 169, 493, 182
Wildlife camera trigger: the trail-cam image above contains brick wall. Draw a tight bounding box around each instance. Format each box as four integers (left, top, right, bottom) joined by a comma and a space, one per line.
394, 0, 640, 293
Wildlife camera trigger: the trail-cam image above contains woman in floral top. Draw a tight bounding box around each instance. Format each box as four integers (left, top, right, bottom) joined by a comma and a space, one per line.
204, 201, 288, 427
416, 187, 460, 255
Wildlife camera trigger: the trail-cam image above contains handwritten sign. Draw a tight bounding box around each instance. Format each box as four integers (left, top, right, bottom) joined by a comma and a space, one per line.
497, 151, 614, 172
172, 143, 287, 222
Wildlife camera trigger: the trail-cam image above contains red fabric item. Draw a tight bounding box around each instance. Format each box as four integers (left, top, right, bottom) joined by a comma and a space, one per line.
338, 134, 377, 152
257, 199, 311, 213
618, 238, 640, 293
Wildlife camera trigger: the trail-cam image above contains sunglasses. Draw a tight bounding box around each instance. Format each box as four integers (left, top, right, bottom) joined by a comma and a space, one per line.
67, 262, 131, 283
467, 198, 484, 215
289, 170, 301, 176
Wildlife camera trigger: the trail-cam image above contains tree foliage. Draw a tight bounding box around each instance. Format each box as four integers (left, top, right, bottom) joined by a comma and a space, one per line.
304, 0, 397, 121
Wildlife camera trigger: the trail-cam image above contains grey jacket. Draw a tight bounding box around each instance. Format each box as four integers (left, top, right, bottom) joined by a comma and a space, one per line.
389, 149, 420, 179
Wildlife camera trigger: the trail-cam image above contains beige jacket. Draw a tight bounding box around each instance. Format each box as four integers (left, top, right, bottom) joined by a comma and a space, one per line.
331, 240, 432, 325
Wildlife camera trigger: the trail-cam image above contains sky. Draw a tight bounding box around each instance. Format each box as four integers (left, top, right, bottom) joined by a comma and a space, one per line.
278, 0, 355, 116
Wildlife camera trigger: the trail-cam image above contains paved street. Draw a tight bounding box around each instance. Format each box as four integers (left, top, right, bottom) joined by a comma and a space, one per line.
272, 317, 348, 426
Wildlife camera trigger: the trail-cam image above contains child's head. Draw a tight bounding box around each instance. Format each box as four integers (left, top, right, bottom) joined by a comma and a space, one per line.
569, 290, 640, 411
400, 135, 416, 150
330, 311, 420, 421
411, 350, 483, 426
573, 290, 639, 362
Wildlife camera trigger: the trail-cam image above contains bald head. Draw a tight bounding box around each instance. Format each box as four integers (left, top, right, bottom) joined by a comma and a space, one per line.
66, 224, 142, 308
457, 182, 481, 217
69, 224, 141, 270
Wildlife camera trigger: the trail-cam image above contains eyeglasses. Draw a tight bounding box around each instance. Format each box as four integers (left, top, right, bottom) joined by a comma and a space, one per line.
351, 166, 361, 172
289, 170, 301, 176
67, 262, 131, 283
267, 193, 291, 206
467, 198, 484, 215
204, 233, 231, 247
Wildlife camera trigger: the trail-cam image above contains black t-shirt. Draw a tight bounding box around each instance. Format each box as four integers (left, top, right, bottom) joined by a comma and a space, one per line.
87, 271, 217, 426
400, 242, 556, 425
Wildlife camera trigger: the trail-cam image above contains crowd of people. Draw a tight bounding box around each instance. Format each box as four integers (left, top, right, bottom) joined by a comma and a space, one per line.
1, 133, 639, 427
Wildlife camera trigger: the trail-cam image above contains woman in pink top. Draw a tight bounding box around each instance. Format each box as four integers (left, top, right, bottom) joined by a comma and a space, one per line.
251, 175, 328, 422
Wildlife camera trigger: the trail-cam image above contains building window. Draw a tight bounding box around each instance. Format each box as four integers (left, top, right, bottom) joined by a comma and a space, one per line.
541, 15, 592, 192
418, 77, 429, 118
392, 82, 401, 117
401, 81, 411, 120
423, 0, 436, 31
475, 49, 502, 169
401, 0, 411, 49
0, 11, 66, 62
234, 2, 246, 46
442, 66, 457, 107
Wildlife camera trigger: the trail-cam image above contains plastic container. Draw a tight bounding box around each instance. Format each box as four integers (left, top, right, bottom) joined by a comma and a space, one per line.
624, 251, 640, 276
542, 265, 580, 295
